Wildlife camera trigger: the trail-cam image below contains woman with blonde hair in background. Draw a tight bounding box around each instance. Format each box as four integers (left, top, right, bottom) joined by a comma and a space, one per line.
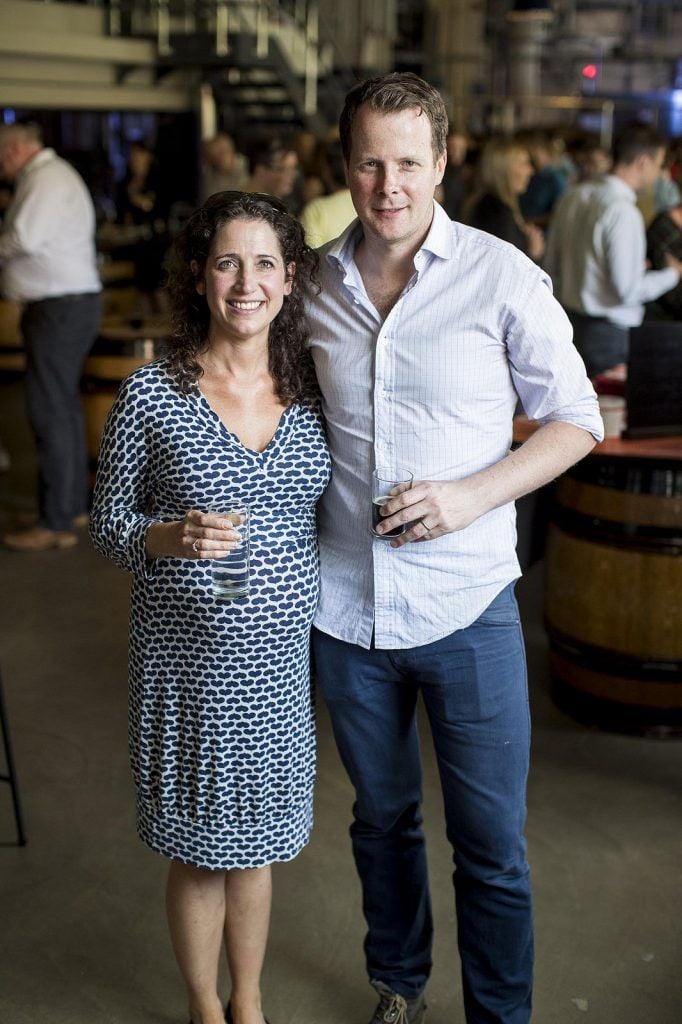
465, 137, 545, 260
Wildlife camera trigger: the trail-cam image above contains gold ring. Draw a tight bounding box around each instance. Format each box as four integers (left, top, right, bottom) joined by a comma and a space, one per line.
192, 537, 200, 553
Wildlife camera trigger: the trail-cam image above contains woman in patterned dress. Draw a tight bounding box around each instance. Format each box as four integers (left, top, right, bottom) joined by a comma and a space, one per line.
90, 192, 330, 1024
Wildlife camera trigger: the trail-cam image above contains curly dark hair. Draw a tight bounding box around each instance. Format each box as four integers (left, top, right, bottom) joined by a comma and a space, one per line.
165, 190, 320, 404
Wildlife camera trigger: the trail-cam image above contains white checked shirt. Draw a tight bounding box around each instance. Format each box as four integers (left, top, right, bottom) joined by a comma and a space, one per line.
0, 148, 101, 302
307, 203, 604, 650
543, 175, 679, 328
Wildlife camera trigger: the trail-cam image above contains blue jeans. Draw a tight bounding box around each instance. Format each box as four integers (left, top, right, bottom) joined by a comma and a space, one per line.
22, 293, 102, 530
312, 584, 533, 1024
566, 308, 629, 378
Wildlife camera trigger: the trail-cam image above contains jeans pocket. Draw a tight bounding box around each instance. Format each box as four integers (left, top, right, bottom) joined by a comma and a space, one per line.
475, 583, 520, 626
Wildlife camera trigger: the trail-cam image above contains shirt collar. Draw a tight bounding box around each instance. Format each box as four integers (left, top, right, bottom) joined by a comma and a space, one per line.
325, 217, 363, 271
605, 174, 637, 203
325, 200, 456, 272
18, 148, 55, 181
419, 201, 456, 260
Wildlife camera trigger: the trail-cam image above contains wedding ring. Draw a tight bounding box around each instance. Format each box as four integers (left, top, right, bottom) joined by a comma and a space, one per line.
192, 537, 200, 553
421, 518, 433, 533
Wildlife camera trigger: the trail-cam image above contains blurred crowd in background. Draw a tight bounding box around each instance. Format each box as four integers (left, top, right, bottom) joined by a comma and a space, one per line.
1, 119, 681, 322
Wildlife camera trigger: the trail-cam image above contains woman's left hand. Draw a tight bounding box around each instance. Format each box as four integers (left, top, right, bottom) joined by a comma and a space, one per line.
145, 510, 242, 560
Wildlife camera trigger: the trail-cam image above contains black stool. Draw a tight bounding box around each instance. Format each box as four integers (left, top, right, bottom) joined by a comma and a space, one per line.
0, 666, 27, 846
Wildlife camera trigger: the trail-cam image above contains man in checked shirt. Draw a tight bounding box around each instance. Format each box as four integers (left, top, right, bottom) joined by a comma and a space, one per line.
305, 73, 603, 1024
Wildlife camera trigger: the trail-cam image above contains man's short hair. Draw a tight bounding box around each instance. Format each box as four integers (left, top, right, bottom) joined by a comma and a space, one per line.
339, 72, 448, 164
247, 137, 288, 174
613, 125, 666, 167
0, 120, 43, 148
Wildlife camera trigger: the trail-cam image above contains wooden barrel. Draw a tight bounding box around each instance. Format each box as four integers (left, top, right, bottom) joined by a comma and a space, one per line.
81, 319, 169, 462
545, 451, 682, 735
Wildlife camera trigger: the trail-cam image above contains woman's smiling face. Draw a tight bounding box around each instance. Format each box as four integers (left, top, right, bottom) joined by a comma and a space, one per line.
196, 217, 294, 347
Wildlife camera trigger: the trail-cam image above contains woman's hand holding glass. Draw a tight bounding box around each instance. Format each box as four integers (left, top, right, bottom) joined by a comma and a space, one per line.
145, 510, 242, 560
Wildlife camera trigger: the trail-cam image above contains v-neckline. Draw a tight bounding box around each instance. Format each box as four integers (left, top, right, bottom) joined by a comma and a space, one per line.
195, 388, 293, 456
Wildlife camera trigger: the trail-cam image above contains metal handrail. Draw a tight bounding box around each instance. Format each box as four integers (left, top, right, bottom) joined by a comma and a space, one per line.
104, 0, 324, 115
21, 0, 372, 122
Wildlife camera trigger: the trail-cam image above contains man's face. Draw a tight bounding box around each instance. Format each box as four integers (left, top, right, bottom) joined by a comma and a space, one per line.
639, 147, 665, 189
0, 138, 22, 182
213, 137, 235, 173
255, 150, 298, 199
271, 150, 298, 198
584, 147, 611, 178
447, 133, 468, 166
346, 104, 446, 251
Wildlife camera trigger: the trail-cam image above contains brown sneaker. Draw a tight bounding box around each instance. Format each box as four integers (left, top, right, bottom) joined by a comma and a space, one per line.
10, 511, 88, 529
369, 982, 426, 1024
3, 526, 78, 552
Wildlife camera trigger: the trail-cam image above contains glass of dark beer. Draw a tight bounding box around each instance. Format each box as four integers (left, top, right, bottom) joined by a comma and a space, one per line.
371, 467, 413, 540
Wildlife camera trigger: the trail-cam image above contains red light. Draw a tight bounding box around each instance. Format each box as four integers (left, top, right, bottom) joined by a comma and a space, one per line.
582, 64, 598, 80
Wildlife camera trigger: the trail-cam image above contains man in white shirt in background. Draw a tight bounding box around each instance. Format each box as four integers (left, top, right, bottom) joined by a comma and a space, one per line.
0, 122, 101, 552
544, 124, 682, 377
306, 73, 603, 1024
246, 137, 299, 208
199, 132, 249, 202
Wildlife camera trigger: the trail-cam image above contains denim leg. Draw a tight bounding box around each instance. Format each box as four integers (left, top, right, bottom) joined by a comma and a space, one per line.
22, 295, 101, 530
566, 309, 629, 377
414, 585, 533, 1024
312, 628, 433, 999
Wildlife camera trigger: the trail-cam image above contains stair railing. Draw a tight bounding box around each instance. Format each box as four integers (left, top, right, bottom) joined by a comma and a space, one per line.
98, 0, 374, 121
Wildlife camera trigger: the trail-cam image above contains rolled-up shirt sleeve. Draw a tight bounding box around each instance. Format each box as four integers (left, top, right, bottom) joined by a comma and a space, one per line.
505, 269, 605, 442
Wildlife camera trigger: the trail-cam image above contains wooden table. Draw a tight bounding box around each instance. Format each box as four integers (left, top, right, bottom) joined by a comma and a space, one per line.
81, 317, 171, 462
514, 419, 682, 734
91, 316, 171, 377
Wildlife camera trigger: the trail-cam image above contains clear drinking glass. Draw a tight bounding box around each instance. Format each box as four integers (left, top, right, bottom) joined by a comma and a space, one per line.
211, 506, 250, 600
371, 467, 413, 539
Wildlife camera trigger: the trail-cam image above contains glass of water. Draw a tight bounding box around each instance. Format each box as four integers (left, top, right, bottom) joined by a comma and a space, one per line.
211, 506, 250, 600
371, 467, 413, 539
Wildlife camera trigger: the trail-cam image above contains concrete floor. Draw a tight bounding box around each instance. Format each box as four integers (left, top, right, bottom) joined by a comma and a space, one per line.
1, 378, 681, 1024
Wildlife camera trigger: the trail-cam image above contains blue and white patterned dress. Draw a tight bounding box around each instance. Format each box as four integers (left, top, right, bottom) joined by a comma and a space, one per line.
90, 360, 330, 870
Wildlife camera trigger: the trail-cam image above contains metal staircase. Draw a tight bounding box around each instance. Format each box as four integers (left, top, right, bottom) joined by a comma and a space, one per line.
105, 0, 362, 138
